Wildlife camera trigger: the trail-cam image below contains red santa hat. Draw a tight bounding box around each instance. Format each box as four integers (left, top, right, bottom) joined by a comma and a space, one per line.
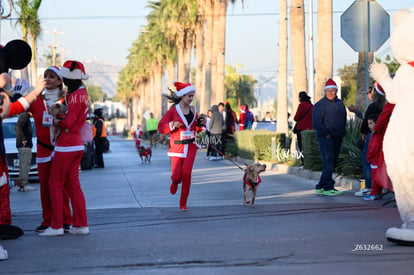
173, 81, 195, 97
374, 83, 385, 96
60, 60, 89, 80
324, 78, 338, 90
240, 105, 246, 112
46, 66, 62, 79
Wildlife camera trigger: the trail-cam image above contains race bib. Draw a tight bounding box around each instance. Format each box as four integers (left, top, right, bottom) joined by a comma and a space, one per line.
42, 111, 53, 127
180, 130, 194, 140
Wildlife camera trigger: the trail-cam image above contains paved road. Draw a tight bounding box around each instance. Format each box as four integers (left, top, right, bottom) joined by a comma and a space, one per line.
2, 136, 413, 274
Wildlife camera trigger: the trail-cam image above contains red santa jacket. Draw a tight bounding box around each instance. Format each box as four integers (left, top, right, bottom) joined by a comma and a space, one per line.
54, 87, 89, 153
28, 95, 54, 163
158, 104, 199, 158
367, 103, 395, 165
0, 97, 31, 185
293, 101, 313, 130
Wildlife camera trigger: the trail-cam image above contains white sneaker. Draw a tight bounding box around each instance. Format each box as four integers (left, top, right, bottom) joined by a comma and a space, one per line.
0, 245, 8, 261
69, 226, 90, 235
22, 185, 37, 191
39, 227, 64, 237
354, 188, 371, 197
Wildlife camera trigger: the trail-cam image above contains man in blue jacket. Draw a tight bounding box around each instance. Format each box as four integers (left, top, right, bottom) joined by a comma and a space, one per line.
312, 78, 347, 196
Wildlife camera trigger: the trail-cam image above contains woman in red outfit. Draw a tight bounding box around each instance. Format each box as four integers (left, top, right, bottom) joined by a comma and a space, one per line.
26, 66, 72, 233
293, 91, 313, 158
158, 81, 204, 211
0, 73, 45, 240
40, 61, 90, 236
366, 84, 395, 199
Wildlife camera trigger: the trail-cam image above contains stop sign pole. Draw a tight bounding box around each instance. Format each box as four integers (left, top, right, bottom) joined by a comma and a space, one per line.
341, 0, 390, 106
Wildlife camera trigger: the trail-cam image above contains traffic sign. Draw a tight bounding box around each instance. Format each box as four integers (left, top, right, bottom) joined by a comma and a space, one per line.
341, 1, 390, 52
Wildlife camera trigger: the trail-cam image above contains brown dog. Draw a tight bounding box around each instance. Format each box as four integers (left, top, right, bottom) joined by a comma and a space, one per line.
48, 103, 67, 143
243, 163, 266, 207
138, 146, 152, 164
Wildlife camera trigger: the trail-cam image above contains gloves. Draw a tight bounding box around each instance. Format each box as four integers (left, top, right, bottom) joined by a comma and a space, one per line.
11, 78, 30, 96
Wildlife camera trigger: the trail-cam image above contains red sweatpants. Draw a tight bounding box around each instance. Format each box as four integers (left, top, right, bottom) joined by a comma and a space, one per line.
0, 183, 11, 225
370, 168, 383, 196
49, 151, 87, 229
170, 146, 197, 208
38, 161, 72, 227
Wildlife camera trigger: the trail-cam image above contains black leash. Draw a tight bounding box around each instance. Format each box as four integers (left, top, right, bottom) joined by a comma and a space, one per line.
207, 143, 245, 171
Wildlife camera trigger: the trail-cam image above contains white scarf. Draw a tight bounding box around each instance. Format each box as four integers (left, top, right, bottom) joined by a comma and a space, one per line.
43, 88, 61, 106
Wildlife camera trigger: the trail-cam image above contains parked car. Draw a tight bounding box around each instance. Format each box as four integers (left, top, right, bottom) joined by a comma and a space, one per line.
2, 116, 38, 182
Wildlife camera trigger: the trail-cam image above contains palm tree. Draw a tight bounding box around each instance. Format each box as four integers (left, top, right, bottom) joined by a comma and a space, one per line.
276, 0, 289, 135
290, 0, 307, 115
315, 0, 333, 101
14, 0, 42, 85
356, 51, 373, 113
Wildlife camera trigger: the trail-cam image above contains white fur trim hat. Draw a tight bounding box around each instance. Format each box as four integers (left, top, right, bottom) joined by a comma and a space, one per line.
60, 60, 89, 80
173, 81, 195, 97
374, 83, 385, 96
46, 66, 62, 79
324, 78, 338, 90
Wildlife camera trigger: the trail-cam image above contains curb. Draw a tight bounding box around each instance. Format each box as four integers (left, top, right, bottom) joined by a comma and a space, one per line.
236, 157, 362, 191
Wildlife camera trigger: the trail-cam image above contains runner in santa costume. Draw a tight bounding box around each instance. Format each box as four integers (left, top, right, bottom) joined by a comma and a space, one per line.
134, 124, 143, 150
158, 81, 205, 211
239, 105, 246, 131
39, 61, 89, 236
21, 66, 72, 233
0, 40, 46, 244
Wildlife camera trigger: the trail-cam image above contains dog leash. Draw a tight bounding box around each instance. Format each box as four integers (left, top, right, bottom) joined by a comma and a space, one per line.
208, 143, 245, 171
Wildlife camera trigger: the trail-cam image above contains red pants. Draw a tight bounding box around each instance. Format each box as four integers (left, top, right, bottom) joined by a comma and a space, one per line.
49, 151, 87, 229
0, 184, 11, 225
38, 161, 72, 226
170, 146, 197, 208
370, 168, 383, 196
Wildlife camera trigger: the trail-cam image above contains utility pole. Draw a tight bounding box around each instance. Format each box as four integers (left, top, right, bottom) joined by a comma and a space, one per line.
44, 28, 66, 66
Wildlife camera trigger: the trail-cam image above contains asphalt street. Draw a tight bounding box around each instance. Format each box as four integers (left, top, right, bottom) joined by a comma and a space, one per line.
2, 135, 413, 274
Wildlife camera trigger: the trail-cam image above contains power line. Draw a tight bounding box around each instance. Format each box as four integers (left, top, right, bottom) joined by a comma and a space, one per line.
3, 9, 402, 21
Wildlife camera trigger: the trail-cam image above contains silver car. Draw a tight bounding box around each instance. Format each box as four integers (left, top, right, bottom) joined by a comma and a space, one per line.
2, 116, 38, 181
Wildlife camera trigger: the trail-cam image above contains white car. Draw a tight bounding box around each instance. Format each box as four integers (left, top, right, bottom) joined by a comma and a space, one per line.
2, 116, 38, 181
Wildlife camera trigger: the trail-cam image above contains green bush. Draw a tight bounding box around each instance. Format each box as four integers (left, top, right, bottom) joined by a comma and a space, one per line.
301, 130, 322, 171
301, 120, 363, 178
235, 130, 285, 161
336, 120, 363, 178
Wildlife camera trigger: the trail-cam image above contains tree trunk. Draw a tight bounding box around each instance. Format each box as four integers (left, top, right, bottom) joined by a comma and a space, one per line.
183, 35, 192, 83
290, 0, 307, 114
203, 0, 214, 109
132, 96, 139, 129
290, 0, 307, 153
167, 60, 176, 85
153, 65, 163, 119
195, 2, 206, 113
315, 0, 333, 102
176, 32, 186, 82
277, 0, 289, 135
356, 51, 373, 112
30, 36, 38, 86
214, 0, 227, 103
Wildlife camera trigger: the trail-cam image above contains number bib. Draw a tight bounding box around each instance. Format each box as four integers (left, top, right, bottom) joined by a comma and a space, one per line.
180, 130, 194, 141
42, 111, 53, 127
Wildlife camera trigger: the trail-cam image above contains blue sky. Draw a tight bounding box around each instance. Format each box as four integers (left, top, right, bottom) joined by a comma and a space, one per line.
0, 0, 412, 78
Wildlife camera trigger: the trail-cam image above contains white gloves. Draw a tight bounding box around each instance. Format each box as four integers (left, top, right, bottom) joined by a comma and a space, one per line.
11, 78, 30, 96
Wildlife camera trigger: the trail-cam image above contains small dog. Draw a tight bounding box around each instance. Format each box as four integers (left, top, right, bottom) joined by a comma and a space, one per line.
48, 102, 68, 143
138, 146, 152, 164
243, 163, 266, 207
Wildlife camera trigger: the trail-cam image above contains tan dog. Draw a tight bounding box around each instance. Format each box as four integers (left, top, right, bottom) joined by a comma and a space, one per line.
243, 163, 266, 207
48, 102, 67, 142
